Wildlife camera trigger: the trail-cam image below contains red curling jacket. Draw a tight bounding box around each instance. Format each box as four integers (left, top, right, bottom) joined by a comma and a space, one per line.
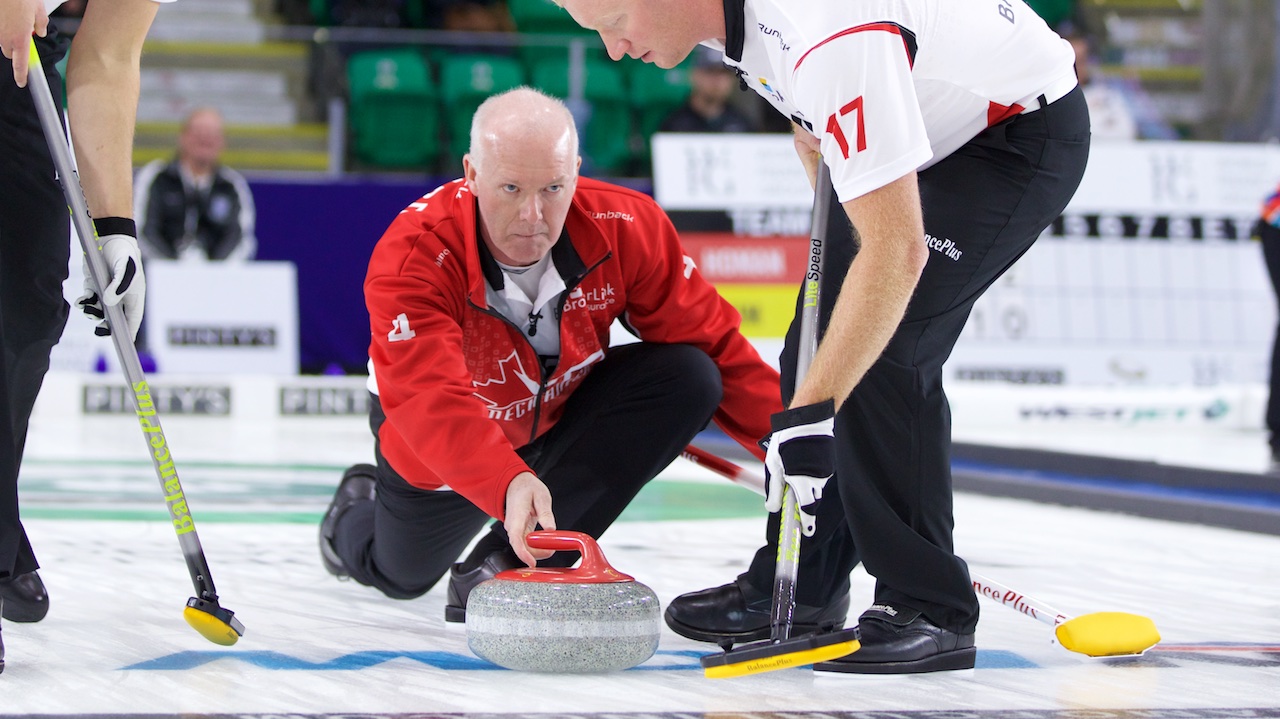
365, 176, 782, 520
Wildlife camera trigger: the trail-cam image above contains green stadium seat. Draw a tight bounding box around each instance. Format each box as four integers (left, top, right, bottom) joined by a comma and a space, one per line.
507, 0, 580, 34
309, 0, 331, 25
346, 48, 441, 169
509, 0, 603, 67
531, 57, 632, 175
438, 54, 527, 169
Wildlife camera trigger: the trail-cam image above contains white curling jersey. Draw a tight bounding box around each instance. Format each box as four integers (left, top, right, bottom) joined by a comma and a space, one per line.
705, 0, 1077, 202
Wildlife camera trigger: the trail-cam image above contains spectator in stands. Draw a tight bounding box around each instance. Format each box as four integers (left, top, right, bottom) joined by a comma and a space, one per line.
1064, 25, 1179, 140
1256, 182, 1280, 471
2, 0, 166, 674
134, 107, 257, 262
659, 47, 758, 134
1066, 29, 1138, 141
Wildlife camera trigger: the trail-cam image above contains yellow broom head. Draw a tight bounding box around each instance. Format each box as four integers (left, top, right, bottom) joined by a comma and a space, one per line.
183, 605, 242, 646
1054, 612, 1160, 657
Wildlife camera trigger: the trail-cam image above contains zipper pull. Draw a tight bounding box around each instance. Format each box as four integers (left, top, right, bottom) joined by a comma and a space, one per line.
527, 311, 542, 337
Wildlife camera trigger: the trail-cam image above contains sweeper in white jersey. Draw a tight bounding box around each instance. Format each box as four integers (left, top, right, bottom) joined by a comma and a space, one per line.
561, 0, 1090, 673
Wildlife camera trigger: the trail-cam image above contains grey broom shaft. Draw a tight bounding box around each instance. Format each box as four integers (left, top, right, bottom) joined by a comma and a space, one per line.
25, 40, 221, 603
769, 162, 832, 642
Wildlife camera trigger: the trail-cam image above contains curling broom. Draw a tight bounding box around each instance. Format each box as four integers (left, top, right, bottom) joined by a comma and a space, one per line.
26, 38, 244, 646
699, 163, 860, 679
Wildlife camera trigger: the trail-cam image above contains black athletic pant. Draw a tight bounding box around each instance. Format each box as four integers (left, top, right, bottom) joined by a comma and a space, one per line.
333, 342, 724, 599
0, 33, 71, 581
1261, 220, 1280, 454
740, 87, 1091, 634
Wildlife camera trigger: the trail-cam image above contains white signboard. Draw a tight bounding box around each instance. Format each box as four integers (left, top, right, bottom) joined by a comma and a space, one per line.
652, 136, 1280, 388
144, 260, 299, 375
651, 133, 814, 210
1068, 140, 1280, 215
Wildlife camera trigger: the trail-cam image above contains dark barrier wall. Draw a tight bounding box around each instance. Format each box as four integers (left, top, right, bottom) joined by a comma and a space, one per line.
252, 174, 434, 374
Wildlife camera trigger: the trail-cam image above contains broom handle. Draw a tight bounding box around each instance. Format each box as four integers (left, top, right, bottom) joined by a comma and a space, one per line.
26, 39, 222, 606
969, 572, 1069, 627
769, 163, 832, 643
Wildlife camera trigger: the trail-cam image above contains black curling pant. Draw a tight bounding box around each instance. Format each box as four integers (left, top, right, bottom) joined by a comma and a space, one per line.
1260, 220, 1280, 453
0, 33, 71, 581
740, 87, 1092, 633
334, 342, 724, 599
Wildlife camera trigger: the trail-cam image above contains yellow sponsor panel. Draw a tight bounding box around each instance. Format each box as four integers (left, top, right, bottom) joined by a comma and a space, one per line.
715, 284, 797, 338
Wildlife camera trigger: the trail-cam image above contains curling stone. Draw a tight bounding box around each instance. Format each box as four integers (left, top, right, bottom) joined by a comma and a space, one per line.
465, 530, 660, 673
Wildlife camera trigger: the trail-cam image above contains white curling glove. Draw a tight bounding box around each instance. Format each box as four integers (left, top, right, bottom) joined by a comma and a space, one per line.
77, 217, 146, 341
763, 399, 836, 537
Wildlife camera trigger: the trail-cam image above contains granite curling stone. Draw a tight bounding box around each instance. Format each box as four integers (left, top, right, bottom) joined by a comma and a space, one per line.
465, 530, 661, 673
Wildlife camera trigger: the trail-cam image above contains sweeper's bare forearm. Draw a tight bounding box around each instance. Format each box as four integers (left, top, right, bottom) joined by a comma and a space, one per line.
790, 173, 928, 410
64, 0, 157, 218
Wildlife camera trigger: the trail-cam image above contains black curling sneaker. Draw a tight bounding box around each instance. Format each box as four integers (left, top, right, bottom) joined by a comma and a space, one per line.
664, 575, 850, 649
0, 570, 50, 623
319, 464, 378, 578
816, 604, 975, 674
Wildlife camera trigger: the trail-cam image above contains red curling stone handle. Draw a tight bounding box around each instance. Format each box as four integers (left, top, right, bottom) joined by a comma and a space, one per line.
493, 530, 635, 583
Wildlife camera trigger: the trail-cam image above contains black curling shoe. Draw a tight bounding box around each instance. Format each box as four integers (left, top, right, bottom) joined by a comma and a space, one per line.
444, 550, 523, 623
664, 576, 850, 649
816, 604, 976, 674
0, 570, 49, 623
319, 464, 378, 578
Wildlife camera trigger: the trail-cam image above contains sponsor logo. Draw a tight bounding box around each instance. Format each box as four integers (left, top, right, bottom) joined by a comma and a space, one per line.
1017, 400, 1231, 424
755, 76, 785, 104
972, 580, 1061, 623
803, 236, 823, 309
279, 386, 370, 416
1048, 213, 1255, 240
867, 603, 898, 617
729, 208, 812, 236
131, 380, 194, 535
167, 325, 276, 347
562, 284, 617, 313
387, 313, 416, 342
925, 233, 962, 261
590, 210, 635, 222
757, 23, 790, 52
998, 0, 1016, 23
953, 367, 1064, 385
699, 246, 786, 280
83, 384, 231, 415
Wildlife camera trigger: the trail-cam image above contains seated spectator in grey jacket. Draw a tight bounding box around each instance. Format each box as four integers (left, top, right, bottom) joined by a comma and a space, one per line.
134, 107, 256, 261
